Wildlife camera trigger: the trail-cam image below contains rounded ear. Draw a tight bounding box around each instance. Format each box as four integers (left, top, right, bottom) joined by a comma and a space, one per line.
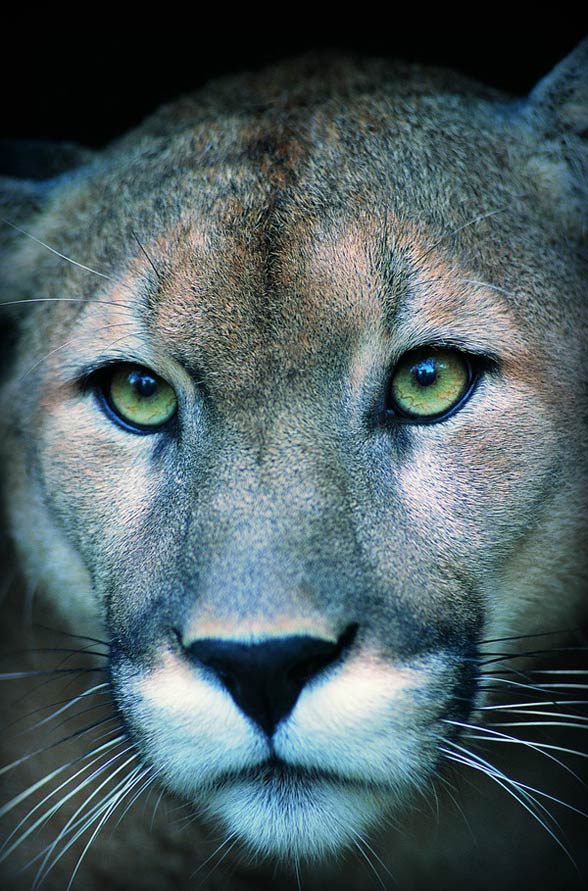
0, 139, 97, 242
527, 39, 588, 136
0, 139, 98, 331
0, 139, 97, 181
523, 40, 588, 225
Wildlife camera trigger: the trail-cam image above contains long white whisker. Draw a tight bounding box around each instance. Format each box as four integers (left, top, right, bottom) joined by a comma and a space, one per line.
444, 738, 587, 818
17, 322, 135, 383
3, 683, 110, 735
65, 766, 152, 891
350, 835, 389, 891
446, 718, 588, 783
480, 701, 588, 711
418, 202, 519, 260
31, 751, 140, 887
22, 684, 111, 733
189, 831, 239, 879
489, 720, 588, 731
111, 768, 158, 829
0, 729, 124, 821
0, 715, 120, 777
28, 765, 144, 889
348, 825, 395, 889
464, 734, 588, 760
1, 217, 115, 281
0, 735, 127, 860
441, 748, 575, 865
149, 787, 167, 831
441, 740, 577, 857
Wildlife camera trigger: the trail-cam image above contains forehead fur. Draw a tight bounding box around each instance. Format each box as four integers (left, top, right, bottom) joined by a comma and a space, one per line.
1, 51, 585, 369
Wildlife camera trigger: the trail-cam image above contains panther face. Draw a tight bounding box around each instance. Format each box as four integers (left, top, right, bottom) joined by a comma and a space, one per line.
0, 44, 587, 883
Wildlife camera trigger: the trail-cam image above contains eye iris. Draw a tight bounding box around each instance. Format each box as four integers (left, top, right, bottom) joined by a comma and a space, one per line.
390, 349, 470, 419
107, 366, 177, 429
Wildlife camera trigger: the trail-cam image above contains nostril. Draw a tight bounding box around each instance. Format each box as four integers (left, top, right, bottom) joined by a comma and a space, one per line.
179, 623, 358, 736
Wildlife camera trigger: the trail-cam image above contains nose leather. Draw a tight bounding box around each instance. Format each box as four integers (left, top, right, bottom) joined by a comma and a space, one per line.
184, 626, 357, 736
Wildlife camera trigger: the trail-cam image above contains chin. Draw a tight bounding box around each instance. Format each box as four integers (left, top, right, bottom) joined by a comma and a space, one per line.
200, 766, 391, 863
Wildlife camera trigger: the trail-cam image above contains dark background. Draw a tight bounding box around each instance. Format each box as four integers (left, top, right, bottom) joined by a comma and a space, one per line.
2, 22, 586, 148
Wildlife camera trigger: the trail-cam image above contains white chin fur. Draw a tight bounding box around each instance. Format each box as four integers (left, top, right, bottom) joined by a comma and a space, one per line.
202, 773, 389, 862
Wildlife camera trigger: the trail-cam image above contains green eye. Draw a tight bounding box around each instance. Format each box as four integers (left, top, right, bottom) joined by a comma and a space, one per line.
387, 348, 473, 421
103, 365, 177, 432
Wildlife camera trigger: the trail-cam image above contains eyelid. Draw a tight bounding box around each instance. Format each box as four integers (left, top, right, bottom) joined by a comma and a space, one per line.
392, 337, 501, 368
76, 357, 159, 389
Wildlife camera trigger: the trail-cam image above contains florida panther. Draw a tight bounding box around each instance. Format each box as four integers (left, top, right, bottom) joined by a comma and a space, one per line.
0, 42, 587, 890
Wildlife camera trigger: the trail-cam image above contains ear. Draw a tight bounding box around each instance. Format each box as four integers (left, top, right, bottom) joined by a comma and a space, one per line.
0, 140, 97, 332
0, 139, 97, 241
524, 40, 588, 225
527, 40, 588, 135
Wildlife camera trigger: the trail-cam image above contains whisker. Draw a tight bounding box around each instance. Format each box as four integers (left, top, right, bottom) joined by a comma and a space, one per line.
31, 750, 140, 888
31, 627, 110, 649
441, 739, 578, 860
0, 715, 120, 777
348, 825, 395, 889
1, 646, 108, 661
457, 278, 517, 299
0, 668, 106, 680
417, 202, 520, 261
27, 700, 115, 741
17, 322, 135, 384
65, 766, 152, 891
113, 772, 159, 830
526, 670, 588, 677
132, 232, 163, 283
475, 675, 565, 700
485, 723, 588, 735
349, 835, 389, 891
480, 701, 588, 711
485, 707, 588, 723
149, 787, 167, 831
1, 217, 115, 282
479, 629, 584, 645
190, 831, 238, 879
444, 737, 588, 819
0, 734, 128, 860
465, 733, 588, 759
480, 647, 588, 666
1, 297, 130, 311
435, 773, 478, 846
23, 757, 138, 874
3, 683, 110, 734
445, 719, 588, 785
0, 730, 124, 822
441, 747, 575, 866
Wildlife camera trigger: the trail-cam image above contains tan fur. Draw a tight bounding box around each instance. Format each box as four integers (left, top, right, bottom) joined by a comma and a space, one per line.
0, 45, 587, 890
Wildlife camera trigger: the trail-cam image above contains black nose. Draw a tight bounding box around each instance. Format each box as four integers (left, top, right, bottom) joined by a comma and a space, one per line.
183, 625, 357, 737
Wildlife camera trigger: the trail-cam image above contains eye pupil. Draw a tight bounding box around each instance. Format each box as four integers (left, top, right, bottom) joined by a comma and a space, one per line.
413, 359, 438, 388
129, 370, 158, 398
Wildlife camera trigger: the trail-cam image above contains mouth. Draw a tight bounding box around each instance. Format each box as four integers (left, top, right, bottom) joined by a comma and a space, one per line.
212, 755, 392, 794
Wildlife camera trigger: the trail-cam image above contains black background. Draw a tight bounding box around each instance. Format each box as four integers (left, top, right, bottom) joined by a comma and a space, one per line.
2, 22, 586, 148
